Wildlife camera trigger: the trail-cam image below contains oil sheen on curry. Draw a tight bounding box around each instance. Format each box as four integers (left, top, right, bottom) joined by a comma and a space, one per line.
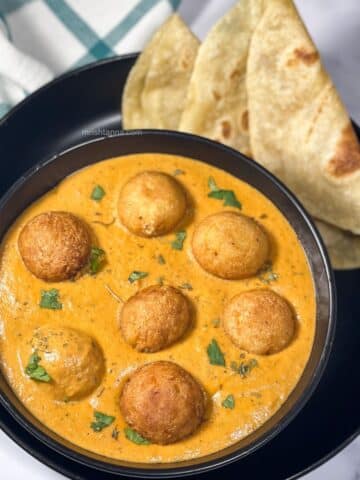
0, 153, 315, 463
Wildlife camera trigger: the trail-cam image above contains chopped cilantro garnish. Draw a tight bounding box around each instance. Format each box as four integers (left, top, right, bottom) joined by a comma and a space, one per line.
39, 289, 62, 310
25, 351, 52, 383
207, 339, 226, 366
89, 246, 105, 275
171, 231, 187, 250
208, 176, 218, 191
222, 394, 235, 409
91, 185, 106, 201
90, 411, 115, 432
128, 271, 148, 283
207, 176, 241, 209
124, 427, 151, 445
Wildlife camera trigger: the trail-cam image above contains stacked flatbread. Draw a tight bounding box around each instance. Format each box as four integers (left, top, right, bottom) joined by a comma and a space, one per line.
122, 1, 360, 270
122, 14, 199, 130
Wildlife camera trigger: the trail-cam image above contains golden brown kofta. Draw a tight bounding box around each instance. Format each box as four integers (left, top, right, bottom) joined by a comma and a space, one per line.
18, 211, 91, 282
118, 171, 187, 237
223, 289, 295, 355
120, 361, 206, 444
119, 285, 190, 352
31, 326, 104, 400
192, 211, 269, 279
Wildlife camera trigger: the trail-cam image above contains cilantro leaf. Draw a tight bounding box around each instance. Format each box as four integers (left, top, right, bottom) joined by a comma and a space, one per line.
207, 339, 226, 366
91, 185, 106, 201
39, 289, 62, 310
89, 246, 105, 275
90, 411, 115, 432
171, 231, 187, 250
128, 271, 148, 283
207, 177, 241, 209
222, 394, 235, 409
124, 427, 151, 445
25, 351, 52, 383
222, 191, 242, 208
208, 176, 219, 192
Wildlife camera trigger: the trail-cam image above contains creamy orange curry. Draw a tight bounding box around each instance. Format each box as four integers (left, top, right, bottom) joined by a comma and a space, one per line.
0, 153, 315, 463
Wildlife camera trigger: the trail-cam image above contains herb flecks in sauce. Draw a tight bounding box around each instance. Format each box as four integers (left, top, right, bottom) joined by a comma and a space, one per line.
179, 282, 193, 290
39, 289, 62, 310
25, 351, 52, 383
231, 358, 259, 378
212, 318, 221, 328
207, 339, 226, 366
173, 169, 185, 176
112, 427, 120, 440
222, 394, 235, 409
208, 176, 241, 209
171, 231, 187, 250
91, 185, 106, 201
90, 411, 115, 432
124, 427, 151, 445
128, 271, 148, 283
258, 261, 279, 284
157, 254, 166, 265
89, 247, 105, 275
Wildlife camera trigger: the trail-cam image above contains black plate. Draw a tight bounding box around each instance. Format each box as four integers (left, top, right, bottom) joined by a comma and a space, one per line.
0, 55, 359, 480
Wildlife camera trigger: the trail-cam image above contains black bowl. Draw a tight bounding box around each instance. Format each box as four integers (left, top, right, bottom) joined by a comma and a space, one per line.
0, 130, 336, 478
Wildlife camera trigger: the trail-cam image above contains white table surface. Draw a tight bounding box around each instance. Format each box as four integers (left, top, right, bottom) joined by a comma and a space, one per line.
1, 0, 359, 478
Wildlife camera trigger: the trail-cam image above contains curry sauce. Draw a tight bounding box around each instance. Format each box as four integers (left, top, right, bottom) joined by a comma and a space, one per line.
0, 153, 315, 462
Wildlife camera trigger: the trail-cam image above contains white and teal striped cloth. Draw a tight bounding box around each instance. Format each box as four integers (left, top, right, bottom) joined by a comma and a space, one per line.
0, 0, 180, 118
1, 0, 359, 124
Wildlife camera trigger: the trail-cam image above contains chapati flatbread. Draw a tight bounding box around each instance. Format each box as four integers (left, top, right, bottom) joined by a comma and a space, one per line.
179, 0, 264, 156
122, 14, 199, 130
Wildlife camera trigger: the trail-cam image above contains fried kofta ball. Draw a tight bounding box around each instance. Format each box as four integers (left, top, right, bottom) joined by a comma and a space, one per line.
120, 361, 206, 444
192, 211, 269, 279
120, 285, 191, 352
223, 289, 295, 355
118, 171, 187, 237
18, 211, 91, 282
31, 326, 104, 400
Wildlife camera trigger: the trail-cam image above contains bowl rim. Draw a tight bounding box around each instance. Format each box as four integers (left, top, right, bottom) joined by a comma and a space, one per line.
0, 129, 337, 478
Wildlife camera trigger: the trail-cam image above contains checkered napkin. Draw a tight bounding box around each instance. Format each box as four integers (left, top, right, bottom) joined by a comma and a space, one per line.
0, 0, 180, 118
